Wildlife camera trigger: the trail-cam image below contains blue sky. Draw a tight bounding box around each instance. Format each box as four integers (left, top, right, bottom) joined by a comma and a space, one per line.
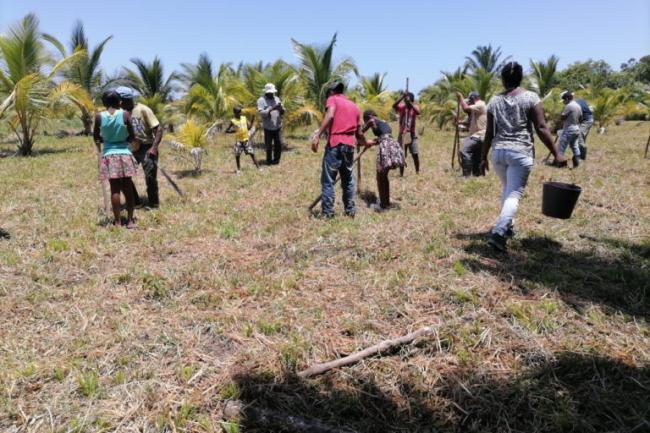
1, 0, 649, 92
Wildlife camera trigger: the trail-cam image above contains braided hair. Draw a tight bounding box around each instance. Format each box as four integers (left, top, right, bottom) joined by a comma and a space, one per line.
501, 61, 523, 90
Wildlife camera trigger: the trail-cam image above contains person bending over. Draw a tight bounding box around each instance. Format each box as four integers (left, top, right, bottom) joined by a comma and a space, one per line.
361, 110, 405, 211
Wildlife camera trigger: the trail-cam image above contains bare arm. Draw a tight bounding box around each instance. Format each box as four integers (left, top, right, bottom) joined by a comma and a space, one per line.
123, 111, 136, 145
355, 125, 369, 147
531, 103, 565, 162
455, 92, 471, 114
224, 121, 235, 133
480, 112, 495, 173
151, 125, 163, 151
392, 93, 406, 111
311, 105, 335, 152
93, 113, 102, 155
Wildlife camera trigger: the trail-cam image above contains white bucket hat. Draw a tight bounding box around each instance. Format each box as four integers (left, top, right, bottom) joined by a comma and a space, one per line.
263, 83, 277, 94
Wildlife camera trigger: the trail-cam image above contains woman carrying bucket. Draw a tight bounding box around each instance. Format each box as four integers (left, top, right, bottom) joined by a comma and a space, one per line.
480, 62, 566, 252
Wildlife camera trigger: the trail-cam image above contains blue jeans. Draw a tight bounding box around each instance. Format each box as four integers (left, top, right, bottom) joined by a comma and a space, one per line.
491, 149, 533, 236
321, 144, 356, 216
559, 127, 581, 158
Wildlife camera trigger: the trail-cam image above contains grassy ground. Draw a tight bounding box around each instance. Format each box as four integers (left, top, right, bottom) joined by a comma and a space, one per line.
0, 120, 649, 433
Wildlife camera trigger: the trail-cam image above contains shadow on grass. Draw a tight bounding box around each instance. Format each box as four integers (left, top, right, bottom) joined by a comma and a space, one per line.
229, 352, 649, 432
173, 169, 214, 179
457, 234, 650, 319
0, 147, 73, 157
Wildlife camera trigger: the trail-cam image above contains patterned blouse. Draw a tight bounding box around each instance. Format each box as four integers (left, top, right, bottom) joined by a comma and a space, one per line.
487, 90, 541, 157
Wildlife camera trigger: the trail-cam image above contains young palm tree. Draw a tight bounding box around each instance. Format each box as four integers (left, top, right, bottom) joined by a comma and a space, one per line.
470, 67, 496, 101
349, 73, 393, 120
0, 14, 88, 155
123, 56, 179, 126
291, 33, 357, 111
529, 55, 560, 98
465, 44, 510, 74
179, 54, 237, 128
60, 20, 112, 134
125, 56, 178, 102
360, 72, 387, 98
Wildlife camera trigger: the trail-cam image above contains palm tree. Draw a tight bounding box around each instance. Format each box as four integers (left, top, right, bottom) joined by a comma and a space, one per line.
0, 14, 88, 155
60, 20, 112, 134
348, 73, 393, 120
465, 44, 510, 74
529, 55, 560, 98
179, 54, 237, 128
470, 67, 496, 100
124, 56, 179, 126
125, 56, 177, 102
591, 89, 626, 129
227, 60, 319, 130
291, 33, 357, 111
360, 73, 387, 98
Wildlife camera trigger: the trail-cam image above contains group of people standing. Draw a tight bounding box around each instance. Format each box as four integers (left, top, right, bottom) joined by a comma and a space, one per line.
93, 86, 162, 227
92, 64, 593, 253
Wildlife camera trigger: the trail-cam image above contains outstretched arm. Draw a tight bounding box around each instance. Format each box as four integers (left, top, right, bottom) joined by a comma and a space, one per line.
531, 103, 566, 164
455, 92, 471, 114
392, 93, 406, 111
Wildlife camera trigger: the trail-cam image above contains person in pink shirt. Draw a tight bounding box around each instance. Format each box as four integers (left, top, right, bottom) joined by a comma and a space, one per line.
311, 81, 367, 218
392, 92, 421, 176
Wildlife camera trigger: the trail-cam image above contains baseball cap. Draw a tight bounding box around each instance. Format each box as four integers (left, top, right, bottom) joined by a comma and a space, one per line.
114, 86, 139, 99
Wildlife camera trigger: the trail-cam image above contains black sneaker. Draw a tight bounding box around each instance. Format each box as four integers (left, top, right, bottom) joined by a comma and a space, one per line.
487, 233, 507, 252
0, 228, 10, 240
505, 225, 516, 239
572, 156, 580, 168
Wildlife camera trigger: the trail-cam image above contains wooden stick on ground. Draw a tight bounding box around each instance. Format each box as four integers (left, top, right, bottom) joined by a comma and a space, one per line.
644, 132, 650, 159
298, 326, 435, 378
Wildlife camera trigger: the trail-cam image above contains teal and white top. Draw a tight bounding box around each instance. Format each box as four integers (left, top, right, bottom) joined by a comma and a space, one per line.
99, 109, 132, 156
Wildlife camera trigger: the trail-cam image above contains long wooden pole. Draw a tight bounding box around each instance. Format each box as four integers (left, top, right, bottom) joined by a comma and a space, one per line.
452, 100, 460, 169
644, 132, 650, 158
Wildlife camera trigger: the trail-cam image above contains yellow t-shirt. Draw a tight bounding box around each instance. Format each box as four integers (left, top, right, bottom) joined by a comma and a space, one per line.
469, 100, 487, 139
231, 116, 249, 141
131, 103, 160, 145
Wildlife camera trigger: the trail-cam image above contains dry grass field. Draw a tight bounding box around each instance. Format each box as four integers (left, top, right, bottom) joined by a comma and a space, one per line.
0, 120, 649, 432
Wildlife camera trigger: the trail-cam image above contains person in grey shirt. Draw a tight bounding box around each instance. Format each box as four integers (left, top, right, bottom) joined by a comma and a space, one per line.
559, 91, 583, 167
257, 83, 285, 165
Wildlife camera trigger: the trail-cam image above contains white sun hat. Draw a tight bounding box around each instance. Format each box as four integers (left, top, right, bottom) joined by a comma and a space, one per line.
263, 83, 277, 94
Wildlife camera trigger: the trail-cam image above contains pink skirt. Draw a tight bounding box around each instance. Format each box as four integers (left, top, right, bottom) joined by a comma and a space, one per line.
99, 154, 138, 181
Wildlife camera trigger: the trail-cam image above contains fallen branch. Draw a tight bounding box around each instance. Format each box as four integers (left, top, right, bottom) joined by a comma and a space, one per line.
298, 326, 435, 378
223, 400, 358, 433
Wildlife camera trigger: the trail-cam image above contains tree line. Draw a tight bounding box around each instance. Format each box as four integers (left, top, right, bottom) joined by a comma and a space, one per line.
1, 13, 649, 156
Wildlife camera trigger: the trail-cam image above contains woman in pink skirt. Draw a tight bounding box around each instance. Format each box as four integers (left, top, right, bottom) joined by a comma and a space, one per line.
93, 90, 138, 228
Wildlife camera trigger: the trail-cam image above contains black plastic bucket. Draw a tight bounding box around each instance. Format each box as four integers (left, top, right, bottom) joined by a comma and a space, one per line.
542, 182, 582, 219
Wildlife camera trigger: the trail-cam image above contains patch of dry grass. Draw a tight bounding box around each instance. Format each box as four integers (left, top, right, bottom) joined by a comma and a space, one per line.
0, 121, 649, 432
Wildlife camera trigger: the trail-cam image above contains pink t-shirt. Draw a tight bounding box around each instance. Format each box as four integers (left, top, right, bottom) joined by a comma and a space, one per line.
397, 102, 418, 134
326, 94, 360, 147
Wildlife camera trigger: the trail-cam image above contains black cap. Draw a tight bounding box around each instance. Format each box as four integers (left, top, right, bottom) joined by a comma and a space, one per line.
326, 80, 344, 93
